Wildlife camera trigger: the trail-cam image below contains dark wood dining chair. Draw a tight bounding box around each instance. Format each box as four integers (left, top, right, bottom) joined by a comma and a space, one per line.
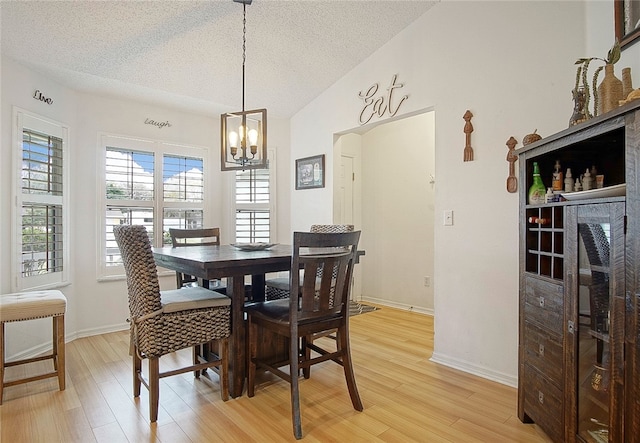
264, 224, 354, 300
245, 230, 363, 439
114, 224, 230, 423
169, 227, 226, 290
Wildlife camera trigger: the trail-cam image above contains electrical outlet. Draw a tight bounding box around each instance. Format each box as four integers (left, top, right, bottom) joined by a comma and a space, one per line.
424, 276, 431, 287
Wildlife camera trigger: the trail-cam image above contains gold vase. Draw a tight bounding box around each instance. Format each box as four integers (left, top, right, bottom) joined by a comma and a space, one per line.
597, 64, 623, 115
622, 67, 633, 100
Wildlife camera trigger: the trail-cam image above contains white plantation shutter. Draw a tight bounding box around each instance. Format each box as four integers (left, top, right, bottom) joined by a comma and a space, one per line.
100, 135, 206, 277
106, 148, 154, 201
163, 155, 204, 202
13, 109, 69, 290
235, 159, 272, 243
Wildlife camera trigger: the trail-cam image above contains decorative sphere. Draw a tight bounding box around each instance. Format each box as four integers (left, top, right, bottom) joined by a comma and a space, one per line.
523, 130, 542, 146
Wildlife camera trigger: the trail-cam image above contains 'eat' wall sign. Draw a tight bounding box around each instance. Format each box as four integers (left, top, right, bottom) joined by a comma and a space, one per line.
358, 74, 408, 125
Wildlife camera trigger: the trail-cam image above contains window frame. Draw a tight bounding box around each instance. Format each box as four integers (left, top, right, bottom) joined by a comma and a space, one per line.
12, 108, 70, 291
98, 133, 209, 280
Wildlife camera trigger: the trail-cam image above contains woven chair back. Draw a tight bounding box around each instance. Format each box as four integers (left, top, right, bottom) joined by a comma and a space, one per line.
310, 224, 354, 234
113, 225, 162, 320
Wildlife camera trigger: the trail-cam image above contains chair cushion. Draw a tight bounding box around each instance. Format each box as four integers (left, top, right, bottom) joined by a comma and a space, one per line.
245, 299, 342, 325
245, 299, 291, 323
161, 286, 230, 313
0, 290, 67, 322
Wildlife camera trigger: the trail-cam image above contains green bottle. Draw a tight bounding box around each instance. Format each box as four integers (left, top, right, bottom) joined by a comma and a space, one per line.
528, 162, 547, 204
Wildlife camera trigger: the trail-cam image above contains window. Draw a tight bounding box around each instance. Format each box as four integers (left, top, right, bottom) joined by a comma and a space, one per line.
12, 109, 69, 291
100, 135, 206, 278
234, 149, 276, 243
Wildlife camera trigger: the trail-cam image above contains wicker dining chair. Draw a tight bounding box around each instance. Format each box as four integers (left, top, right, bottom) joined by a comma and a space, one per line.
114, 224, 230, 423
264, 224, 354, 300
245, 230, 363, 439
169, 227, 226, 290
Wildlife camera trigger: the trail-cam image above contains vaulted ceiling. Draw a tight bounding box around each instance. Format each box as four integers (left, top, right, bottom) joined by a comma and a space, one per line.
1, 0, 437, 118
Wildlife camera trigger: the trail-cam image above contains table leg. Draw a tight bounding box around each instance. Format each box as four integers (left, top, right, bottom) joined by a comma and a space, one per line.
227, 275, 246, 398
251, 274, 266, 302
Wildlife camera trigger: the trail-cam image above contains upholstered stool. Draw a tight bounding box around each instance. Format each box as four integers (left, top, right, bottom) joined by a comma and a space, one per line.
0, 290, 67, 404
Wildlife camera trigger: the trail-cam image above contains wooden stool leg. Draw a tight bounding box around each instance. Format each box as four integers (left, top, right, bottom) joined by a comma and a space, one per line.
133, 350, 142, 397
219, 338, 229, 401
55, 315, 66, 391
1, 322, 5, 405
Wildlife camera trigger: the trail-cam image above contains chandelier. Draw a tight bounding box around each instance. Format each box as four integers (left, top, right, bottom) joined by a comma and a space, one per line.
221, 0, 267, 171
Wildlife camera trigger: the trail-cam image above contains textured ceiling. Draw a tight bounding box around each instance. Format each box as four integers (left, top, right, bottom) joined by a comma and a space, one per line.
1, 0, 437, 118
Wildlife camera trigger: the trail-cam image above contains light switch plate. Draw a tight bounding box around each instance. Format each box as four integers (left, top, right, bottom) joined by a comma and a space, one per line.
444, 210, 453, 226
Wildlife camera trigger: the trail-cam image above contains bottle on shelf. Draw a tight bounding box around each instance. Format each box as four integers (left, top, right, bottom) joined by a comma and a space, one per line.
590, 165, 598, 188
528, 162, 547, 204
574, 176, 582, 192
583, 168, 592, 191
565, 168, 574, 193
545, 187, 554, 203
552, 160, 563, 191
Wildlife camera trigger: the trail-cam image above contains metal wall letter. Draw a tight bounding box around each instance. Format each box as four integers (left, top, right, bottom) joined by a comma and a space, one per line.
33, 90, 53, 105
358, 74, 408, 125
144, 118, 172, 129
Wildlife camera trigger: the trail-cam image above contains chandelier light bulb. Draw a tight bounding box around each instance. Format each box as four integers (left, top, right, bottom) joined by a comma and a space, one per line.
248, 128, 258, 147
229, 131, 239, 148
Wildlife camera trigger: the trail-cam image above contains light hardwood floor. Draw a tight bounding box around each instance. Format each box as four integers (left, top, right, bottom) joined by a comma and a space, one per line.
0, 305, 552, 442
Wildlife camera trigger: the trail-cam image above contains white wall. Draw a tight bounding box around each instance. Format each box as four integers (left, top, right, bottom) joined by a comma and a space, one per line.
289, 1, 609, 386
0, 56, 291, 358
586, 0, 640, 77
1, 58, 80, 359
359, 113, 435, 313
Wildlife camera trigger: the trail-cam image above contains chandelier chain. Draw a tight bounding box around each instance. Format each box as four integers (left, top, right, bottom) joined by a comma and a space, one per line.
241, 3, 247, 112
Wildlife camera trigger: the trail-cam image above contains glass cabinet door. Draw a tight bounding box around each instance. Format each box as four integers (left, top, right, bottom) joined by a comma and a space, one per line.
568, 202, 625, 443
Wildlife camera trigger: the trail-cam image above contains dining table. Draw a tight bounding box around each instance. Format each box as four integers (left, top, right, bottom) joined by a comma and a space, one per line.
152, 243, 294, 398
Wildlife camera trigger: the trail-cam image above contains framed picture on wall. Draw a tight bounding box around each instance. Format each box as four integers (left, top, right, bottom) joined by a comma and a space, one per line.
295, 154, 325, 190
615, 0, 640, 48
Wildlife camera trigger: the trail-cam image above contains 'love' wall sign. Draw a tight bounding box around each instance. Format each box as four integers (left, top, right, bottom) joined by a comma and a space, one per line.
33, 90, 53, 105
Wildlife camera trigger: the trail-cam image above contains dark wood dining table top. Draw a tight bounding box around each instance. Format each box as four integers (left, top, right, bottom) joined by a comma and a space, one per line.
152, 244, 294, 280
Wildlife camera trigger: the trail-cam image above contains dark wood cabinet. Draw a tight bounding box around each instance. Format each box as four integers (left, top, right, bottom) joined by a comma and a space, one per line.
517, 101, 640, 443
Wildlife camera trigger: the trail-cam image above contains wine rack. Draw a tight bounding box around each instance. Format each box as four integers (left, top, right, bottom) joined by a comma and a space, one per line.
525, 205, 564, 279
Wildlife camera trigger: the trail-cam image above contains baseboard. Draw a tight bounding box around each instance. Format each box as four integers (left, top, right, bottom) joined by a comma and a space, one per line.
358, 296, 434, 316
4, 322, 129, 362
430, 351, 517, 388
74, 322, 129, 339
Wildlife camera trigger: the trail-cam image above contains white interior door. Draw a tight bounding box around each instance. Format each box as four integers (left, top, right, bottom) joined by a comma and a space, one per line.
337, 154, 361, 301
338, 155, 354, 225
